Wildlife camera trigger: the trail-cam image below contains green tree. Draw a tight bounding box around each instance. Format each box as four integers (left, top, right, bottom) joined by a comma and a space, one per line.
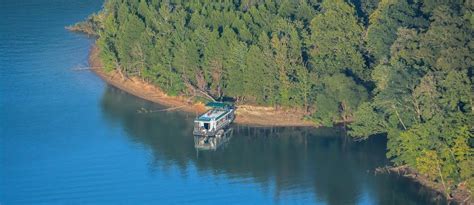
366, 0, 427, 62
312, 74, 368, 126
309, 0, 368, 80
271, 34, 291, 106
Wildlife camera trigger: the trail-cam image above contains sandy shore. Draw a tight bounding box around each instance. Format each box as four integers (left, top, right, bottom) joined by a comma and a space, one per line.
89, 45, 315, 127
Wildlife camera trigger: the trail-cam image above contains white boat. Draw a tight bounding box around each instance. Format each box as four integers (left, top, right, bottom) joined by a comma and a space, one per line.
193, 102, 235, 137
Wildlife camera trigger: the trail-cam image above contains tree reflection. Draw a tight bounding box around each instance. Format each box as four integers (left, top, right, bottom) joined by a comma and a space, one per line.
100, 86, 444, 204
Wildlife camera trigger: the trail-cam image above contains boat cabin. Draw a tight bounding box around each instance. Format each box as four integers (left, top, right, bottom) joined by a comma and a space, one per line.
193, 102, 235, 137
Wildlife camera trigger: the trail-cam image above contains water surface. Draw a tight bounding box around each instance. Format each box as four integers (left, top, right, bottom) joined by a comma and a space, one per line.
0, 0, 442, 204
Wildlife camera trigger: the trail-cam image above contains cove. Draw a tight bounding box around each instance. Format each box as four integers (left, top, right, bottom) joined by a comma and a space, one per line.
0, 0, 444, 204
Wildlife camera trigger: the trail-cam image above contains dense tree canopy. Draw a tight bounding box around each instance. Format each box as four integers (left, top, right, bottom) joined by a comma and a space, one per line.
350, 3, 473, 197
90, 0, 473, 197
365, 0, 427, 62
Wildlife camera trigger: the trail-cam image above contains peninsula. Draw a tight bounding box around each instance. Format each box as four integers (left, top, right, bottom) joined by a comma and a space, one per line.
72, 0, 473, 203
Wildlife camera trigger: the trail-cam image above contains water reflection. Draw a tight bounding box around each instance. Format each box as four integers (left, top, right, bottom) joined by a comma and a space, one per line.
100, 85, 444, 204
194, 128, 234, 151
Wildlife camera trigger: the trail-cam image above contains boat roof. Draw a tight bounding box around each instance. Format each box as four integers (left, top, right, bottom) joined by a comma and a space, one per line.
205, 102, 232, 109
196, 109, 230, 122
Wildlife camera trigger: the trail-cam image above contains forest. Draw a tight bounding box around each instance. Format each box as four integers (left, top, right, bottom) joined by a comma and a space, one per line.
85, 0, 473, 198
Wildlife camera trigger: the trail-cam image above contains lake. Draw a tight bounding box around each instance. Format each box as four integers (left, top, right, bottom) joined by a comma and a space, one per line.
0, 0, 442, 204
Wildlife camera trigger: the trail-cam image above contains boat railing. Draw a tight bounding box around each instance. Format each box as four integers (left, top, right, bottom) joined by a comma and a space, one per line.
193, 127, 218, 136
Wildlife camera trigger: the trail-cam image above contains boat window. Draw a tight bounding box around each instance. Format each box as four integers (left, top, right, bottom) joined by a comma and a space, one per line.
204, 123, 209, 130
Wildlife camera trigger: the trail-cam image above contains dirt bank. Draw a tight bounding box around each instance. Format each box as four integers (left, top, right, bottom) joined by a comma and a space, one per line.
88, 45, 315, 127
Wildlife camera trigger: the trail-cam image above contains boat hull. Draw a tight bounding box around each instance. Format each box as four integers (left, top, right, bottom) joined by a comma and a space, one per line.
194, 128, 234, 150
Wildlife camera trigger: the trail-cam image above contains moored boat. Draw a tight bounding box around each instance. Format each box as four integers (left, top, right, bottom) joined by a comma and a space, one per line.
193, 102, 235, 137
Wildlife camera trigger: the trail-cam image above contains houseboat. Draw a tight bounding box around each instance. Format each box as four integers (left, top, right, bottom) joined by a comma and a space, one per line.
193, 102, 235, 137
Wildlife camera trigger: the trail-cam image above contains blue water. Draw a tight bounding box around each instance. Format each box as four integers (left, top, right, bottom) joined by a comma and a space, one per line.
0, 0, 442, 204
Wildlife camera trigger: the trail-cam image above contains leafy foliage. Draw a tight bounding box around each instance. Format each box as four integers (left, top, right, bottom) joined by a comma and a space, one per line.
90, 0, 473, 195
94, 0, 369, 123
366, 0, 427, 62
310, 0, 368, 80
350, 3, 474, 196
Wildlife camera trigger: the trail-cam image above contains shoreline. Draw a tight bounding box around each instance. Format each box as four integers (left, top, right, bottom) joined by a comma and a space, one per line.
376, 166, 472, 204
88, 45, 315, 127
88, 44, 471, 204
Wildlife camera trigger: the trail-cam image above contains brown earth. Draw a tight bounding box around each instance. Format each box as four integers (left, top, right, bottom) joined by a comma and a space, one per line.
88, 45, 315, 127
